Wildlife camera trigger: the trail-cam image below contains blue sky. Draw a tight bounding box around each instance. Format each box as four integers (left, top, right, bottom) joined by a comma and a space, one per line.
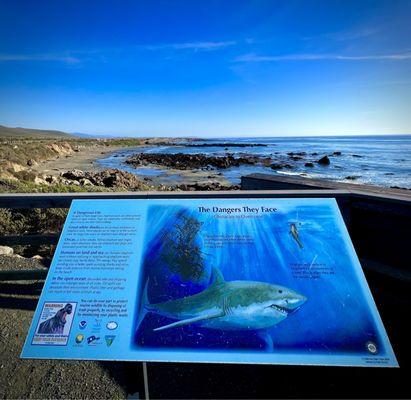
0, 0, 410, 137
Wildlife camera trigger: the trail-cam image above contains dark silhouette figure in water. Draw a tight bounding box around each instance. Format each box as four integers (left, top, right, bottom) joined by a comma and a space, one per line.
161, 215, 205, 281
290, 223, 303, 249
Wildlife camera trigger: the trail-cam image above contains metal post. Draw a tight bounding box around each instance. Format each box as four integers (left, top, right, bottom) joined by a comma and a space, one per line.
142, 362, 149, 400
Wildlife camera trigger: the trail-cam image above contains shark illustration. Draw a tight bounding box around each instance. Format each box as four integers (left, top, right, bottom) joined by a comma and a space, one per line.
138, 267, 306, 332
290, 222, 303, 249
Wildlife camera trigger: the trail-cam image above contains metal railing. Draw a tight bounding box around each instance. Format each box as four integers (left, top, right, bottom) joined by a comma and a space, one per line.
0, 188, 409, 282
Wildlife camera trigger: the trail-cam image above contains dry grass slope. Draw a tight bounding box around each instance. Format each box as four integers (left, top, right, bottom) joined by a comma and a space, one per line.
0, 125, 74, 139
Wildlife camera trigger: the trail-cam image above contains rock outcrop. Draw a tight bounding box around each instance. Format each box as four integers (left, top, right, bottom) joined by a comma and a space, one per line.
317, 155, 330, 165
60, 169, 149, 190
0, 246, 14, 256
270, 163, 293, 170
125, 153, 258, 170
176, 182, 240, 191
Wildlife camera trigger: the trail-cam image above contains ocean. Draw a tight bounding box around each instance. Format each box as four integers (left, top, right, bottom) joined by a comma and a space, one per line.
98, 135, 411, 189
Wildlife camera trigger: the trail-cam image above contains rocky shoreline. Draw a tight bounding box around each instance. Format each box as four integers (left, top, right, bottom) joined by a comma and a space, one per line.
118, 149, 411, 190
124, 150, 341, 172
59, 168, 149, 190
125, 152, 259, 170
2, 135, 409, 192
2, 168, 239, 192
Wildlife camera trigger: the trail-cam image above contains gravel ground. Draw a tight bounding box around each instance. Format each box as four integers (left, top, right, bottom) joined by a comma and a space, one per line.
0, 255, 47, 271
0, 255, 136, 400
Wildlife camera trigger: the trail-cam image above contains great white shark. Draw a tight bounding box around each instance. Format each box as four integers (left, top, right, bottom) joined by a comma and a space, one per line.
138, 267, 306, 333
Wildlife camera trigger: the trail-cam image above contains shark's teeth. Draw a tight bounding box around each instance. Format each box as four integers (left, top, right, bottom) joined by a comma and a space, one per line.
271, 305, 288, 315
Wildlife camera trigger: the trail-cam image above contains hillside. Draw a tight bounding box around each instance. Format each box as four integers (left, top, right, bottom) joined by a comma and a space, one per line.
0, 125, 74, 139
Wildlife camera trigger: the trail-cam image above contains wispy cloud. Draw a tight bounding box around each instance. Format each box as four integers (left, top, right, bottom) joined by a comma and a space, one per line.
332, 27, 380, 41
0, 53, 80, 63
303, 27, 380, 42
0, 40, 236, 64
235, 52, 411, 62
145, 41, 236, 52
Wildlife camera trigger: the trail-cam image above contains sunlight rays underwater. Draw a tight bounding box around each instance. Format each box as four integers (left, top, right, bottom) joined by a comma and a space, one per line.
133, 200, 381, 355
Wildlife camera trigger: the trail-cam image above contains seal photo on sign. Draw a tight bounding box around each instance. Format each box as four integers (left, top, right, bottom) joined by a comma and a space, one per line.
37, 303, 73, 334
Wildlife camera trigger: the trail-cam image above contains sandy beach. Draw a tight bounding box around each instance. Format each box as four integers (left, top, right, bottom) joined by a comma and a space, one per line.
32, 145, 127, 176
31, 144, 235, 188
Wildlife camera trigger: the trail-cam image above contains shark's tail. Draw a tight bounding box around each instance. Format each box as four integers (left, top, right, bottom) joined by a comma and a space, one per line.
136, 278, 151, 331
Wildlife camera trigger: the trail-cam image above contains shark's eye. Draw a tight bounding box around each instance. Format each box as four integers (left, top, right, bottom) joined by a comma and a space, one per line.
278, 290, 283, 293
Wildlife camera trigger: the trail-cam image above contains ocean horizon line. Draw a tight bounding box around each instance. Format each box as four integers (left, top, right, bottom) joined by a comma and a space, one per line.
72, 132, 411, 140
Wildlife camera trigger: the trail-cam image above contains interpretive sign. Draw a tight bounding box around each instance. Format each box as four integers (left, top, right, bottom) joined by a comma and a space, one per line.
22, 198, 398, 367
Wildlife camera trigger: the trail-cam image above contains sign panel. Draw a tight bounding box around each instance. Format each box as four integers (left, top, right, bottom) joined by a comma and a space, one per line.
21, 198, 398, 367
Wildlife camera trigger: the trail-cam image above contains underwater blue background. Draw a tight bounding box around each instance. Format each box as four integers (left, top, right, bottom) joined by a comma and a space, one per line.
133, 199, 385, 357
21, 198, 396, 366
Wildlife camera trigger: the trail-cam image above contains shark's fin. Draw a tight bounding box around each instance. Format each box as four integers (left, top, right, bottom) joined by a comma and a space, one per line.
136, 278, 150, 330
258, 330, 274, 352
210, 266, 225, 287
153, 310, 224, 332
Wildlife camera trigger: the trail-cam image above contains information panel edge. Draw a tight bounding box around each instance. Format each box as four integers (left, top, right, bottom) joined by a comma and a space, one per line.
21, 198, 398, 367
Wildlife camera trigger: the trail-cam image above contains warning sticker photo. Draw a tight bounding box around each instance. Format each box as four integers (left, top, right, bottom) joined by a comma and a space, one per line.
32, 302, 77, 346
